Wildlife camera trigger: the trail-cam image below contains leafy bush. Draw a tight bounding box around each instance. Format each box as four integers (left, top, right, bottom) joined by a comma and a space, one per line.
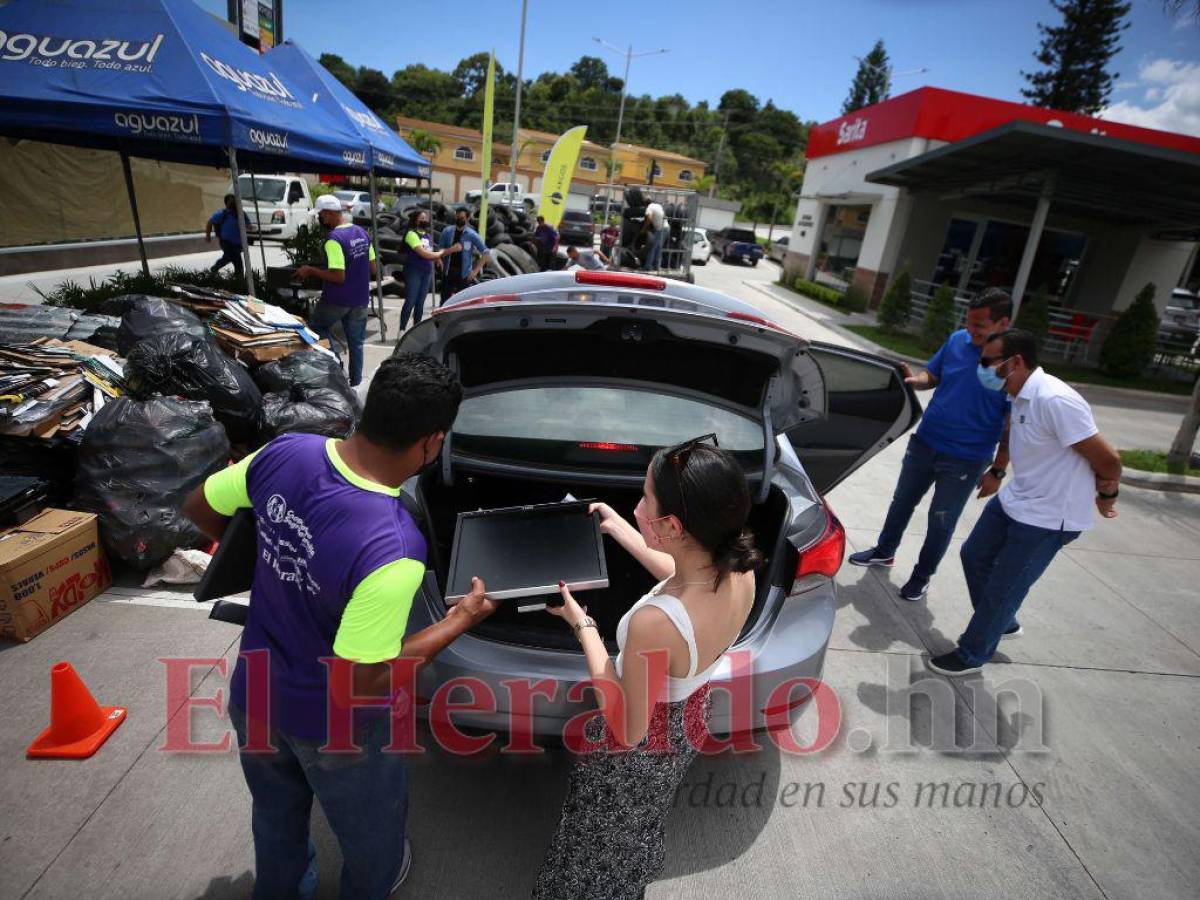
1016, 287, 1051, 351
282, 225, 329, 266
841, 284, 869, 313
921, 281, 957, 351
1099, 282, 1159, 378
790, 277, 844, 306
877, 268, 913, 333
36, 266, 267, 314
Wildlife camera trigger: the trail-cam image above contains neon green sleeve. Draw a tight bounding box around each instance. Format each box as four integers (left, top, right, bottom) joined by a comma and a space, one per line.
369, 243, 377, 262
324, 238, 345, 270
202, 449, 260, 517
404, 230, 421, 250
332, 557, 425, 662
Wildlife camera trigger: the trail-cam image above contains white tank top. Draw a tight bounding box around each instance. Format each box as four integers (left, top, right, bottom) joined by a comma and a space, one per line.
614, 580, 730, 703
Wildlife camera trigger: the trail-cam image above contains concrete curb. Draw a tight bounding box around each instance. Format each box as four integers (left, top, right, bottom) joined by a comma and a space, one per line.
1120, 466, 1200, 494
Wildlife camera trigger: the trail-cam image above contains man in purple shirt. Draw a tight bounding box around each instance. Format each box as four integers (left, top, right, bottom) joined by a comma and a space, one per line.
534, 215, 559, 270
182, 354, 498, 899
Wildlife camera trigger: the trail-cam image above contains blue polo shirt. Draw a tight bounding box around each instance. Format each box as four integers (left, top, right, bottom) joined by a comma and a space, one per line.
915, 329, 1009, 461
209, 207, 248, 245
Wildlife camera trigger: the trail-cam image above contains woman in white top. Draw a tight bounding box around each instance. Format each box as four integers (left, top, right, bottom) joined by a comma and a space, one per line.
533, 435, 760, 900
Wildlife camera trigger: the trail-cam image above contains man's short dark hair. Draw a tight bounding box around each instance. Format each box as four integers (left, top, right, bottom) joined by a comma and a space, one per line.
987, 328, 1039, 370
224, 193, 236, 204
359, 353, 463, 451
968, 287, 1013, 322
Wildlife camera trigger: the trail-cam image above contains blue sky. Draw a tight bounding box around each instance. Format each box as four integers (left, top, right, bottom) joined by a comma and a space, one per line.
203, 0, 1200, 133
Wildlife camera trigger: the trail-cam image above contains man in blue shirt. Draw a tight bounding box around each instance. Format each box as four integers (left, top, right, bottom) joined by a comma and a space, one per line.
849, 288, 1012, 601
439, 207, 491, 304
206, 193, 250, 278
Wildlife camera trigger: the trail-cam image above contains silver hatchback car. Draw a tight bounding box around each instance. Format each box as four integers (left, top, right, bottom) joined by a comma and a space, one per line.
395, 270, 920, 738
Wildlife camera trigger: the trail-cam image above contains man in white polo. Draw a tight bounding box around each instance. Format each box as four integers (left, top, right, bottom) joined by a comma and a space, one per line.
929, 328, 1122, 676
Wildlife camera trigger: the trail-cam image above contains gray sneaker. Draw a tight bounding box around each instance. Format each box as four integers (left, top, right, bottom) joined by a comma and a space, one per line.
848, 547, 895, 568
389, 838, 413, 895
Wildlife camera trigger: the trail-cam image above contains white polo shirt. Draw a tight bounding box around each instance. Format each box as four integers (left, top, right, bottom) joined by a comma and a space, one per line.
999, 368, 1099, 532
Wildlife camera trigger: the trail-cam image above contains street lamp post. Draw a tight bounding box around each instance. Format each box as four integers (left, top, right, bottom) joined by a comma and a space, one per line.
508, 0, 528, 206
592, 38, 668, 226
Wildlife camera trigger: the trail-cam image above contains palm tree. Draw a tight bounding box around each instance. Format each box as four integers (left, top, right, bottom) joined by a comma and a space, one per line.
693, 173, 716, 195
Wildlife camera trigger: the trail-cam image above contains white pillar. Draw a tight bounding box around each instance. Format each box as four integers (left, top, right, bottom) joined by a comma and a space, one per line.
1011, 181, 1053, 319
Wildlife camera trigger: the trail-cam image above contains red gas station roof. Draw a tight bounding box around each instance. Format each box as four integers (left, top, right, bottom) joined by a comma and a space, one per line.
806, 86, 1200, 160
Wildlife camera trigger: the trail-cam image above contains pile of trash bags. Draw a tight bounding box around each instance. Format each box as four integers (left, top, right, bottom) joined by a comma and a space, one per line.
112, 296, 210, 355
254, 351, 359, 441
74, 395, 229, 569
125, 332, 263, 445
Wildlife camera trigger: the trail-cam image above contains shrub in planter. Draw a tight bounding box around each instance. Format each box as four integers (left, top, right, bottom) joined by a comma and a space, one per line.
1099, 283, 1159, 379
790, 277, 843, 307
921, 281, 957, 352
1016, 287, 1051, 351
841, 284, 869, 313
877, 268, 913, 333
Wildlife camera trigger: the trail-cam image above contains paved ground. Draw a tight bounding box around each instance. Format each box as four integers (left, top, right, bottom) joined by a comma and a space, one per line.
0, 255, 1197, 899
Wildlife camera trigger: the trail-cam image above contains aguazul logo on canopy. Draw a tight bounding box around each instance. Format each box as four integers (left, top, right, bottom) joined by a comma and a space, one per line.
113, 110, 201, 142
199, 50, 301, 109
0, 29, 164, 71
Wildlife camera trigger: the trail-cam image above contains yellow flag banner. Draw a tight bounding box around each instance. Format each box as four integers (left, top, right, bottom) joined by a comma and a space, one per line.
537, 125, 587, 227
477, 52, 496, 236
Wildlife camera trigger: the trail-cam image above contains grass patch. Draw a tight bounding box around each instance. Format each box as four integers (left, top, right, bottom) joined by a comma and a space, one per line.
844, 324, 928, 360
1120, 449, 1200, 477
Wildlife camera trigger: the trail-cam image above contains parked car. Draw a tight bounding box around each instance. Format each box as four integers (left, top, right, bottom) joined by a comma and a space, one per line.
465, 181, 540, 211
331, 190, 383, 219
711, 227, 765, 266
237, 175, 318, 241
689, 227, 712, 265
768, 234, 790, 264
557, 210, 595, 247
393, 270, 920, 738
1161, 288, 1200, 335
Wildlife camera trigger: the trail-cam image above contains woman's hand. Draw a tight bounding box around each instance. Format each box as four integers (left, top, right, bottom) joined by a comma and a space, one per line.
589, 501, 625, 537
546, 581, 588, 628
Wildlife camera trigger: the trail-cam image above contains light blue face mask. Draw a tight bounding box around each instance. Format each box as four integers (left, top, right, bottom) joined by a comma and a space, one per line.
977, 359, 1010, 391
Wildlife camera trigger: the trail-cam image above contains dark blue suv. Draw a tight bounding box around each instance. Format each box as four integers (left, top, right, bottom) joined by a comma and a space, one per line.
712, 227, 765, 266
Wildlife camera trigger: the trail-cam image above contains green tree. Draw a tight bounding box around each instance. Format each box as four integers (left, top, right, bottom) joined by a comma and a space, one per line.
1021, 0, 1131, 114
1016, 286, 1052, 350
843, 40, 891, 114
452, 52, 504, 97
318, 53, 357, 90
355, 68, 394, 116
569, 55, 610, 91
407, 129, 442, 161
922, 282, 957, 351
877, 268, 913, 333
1099, 282, 1159, 378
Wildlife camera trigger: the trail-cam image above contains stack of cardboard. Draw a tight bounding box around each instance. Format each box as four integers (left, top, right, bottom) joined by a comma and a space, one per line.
209, 299, 330, 365
0, 339, 123, 442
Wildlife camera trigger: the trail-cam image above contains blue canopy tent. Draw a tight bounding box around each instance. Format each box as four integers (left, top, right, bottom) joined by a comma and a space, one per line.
0, 0, 373, 293
267, 40, 431, 337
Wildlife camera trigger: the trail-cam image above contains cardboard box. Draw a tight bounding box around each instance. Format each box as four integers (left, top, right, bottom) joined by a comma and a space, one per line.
0, 509, 111, 642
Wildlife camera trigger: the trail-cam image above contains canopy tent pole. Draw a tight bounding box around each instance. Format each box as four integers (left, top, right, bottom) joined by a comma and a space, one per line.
369, 169, 388, 342
248, 167, 269, 283
227, 147, 256, 297
1010, 177, 1054, 319
119, 152, 151, 278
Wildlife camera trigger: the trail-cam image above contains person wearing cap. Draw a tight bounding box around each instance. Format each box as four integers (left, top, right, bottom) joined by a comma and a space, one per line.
297, 195, 377, 388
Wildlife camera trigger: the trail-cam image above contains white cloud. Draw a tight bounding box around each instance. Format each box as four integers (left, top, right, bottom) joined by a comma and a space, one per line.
1100, 58, 1200, 136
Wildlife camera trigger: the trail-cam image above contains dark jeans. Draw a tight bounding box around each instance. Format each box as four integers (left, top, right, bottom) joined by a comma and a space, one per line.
309, 302, 368, 386
229, 705, 408, 900
212, 239, 244, 277
957, 497, 1079, 666
875, 434, 991, 580
441, 268, 471, 304
643, 226, 666, 270
401, 266, 433, 331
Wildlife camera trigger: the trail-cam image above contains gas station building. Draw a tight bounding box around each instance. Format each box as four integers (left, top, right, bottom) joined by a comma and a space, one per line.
785, 87, 1200, 322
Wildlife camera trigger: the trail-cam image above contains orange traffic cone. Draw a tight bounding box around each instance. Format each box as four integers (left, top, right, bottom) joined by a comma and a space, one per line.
26, 662, 127, 759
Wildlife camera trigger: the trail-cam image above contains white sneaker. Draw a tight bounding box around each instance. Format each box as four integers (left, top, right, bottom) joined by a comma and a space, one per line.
1001, 625, 1024, 640
389, 838, 412, 895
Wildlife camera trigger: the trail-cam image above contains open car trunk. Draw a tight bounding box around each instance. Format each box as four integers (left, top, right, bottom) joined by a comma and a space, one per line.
416, 466, 790, 652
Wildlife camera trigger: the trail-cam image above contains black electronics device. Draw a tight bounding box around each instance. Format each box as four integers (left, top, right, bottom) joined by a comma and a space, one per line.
193, 507, 256, 625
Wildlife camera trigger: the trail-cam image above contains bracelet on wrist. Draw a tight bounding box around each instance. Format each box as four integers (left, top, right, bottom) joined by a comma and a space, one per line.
572, 616, 598, 637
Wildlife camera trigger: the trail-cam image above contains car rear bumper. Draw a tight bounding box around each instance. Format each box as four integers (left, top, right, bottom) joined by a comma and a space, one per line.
404, 581, 836, 740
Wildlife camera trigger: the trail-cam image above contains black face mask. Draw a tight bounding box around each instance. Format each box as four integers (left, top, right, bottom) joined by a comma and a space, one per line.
418, 435, 442, 475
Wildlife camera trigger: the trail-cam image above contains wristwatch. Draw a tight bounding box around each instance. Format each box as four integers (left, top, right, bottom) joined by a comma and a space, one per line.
572, 615, 598, 638
1097, 489, 1119, 500
988, 467, 1006, 480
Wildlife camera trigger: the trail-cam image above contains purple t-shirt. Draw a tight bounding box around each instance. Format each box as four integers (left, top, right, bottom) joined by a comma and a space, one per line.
228, 433, 426, 739
321, 224, 373, 308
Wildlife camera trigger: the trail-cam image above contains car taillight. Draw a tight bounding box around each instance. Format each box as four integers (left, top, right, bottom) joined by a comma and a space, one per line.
433, 293, 519, 314
790, 506, 845, 595
574, 271, 665, 290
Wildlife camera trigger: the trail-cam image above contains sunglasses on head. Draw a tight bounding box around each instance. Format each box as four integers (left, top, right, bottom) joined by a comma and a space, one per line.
666, 433, 718, 527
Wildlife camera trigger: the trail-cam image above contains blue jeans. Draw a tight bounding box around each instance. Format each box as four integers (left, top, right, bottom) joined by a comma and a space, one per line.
230, 705, 409, 900
309, 302, 368, 386
957, 497, 1079, 666
644, 226, 666, 270
875, 434, 991, 580
401, 266, 433, 330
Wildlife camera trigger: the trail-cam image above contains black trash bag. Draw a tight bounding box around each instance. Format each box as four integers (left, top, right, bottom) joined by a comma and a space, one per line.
73, 396, 230, 569
116, 296, 209, 355
125, 333, 263, 445
252, 351, 359, 411
261, 385, 358, 441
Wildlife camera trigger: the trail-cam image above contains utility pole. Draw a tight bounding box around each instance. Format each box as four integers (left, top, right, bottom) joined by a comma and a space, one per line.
508, 0, 528, 205
709, 108, 730, 198
593, 38, 669, 225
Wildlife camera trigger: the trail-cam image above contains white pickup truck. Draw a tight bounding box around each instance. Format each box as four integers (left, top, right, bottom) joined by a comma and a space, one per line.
237, 174, 319, 241
464, 181, 540, 210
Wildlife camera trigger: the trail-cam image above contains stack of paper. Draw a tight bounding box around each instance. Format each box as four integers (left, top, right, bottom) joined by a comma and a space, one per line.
0, 339, 122, 441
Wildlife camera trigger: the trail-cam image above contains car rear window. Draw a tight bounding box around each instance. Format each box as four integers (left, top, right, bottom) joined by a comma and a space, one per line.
562, 212, 592, 223
726, 229, 757, 242
453, 386, 764, 470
